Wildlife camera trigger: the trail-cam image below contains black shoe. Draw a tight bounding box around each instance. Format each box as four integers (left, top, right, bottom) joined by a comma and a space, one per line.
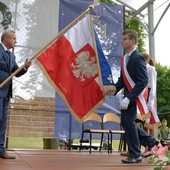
161, 139, 166, 147
148, 140, 159, 151
121, 156, 142, 163
0, 152, 16, 159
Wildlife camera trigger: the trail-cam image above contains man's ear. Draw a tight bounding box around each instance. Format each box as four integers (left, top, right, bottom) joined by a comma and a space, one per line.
131, 38, 135, 43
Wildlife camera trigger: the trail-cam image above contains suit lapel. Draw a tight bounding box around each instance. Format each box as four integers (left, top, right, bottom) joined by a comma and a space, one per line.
0, 44, 10, 70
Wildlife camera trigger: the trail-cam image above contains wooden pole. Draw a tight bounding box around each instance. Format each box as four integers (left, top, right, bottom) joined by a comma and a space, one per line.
0, 5, 94, 89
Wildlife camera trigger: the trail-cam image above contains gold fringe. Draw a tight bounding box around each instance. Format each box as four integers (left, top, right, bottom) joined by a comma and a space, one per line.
144, 122, 162, 129
136, 112, 151, 122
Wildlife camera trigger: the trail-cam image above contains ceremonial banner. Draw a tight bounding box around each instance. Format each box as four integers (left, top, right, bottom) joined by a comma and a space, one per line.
36, 14, 104, 122
55, 0, 124, 140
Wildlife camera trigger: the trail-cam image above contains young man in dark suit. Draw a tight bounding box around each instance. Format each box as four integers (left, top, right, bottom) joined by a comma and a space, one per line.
0, 29, 31, 159
107, 29, 159, 163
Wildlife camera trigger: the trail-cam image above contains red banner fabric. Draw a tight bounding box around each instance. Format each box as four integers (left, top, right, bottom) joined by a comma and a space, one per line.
36, 15, 104, 122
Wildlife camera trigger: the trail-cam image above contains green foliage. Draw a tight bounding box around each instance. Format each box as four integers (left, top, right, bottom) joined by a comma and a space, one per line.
148, 146, 170, 170
156, 63, 170, 113
99, 0, 113, 3
99, 0, 170, 114
125, 11, 147, 53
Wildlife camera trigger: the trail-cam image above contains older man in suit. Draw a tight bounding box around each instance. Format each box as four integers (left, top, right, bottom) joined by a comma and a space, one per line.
107, 29, 159, 163
0, 29, 31, 159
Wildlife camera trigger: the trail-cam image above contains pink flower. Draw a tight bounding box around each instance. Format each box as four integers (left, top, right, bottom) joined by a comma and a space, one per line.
166, 165, 170, 170
151, 145, 158, 152
148, 145, 170, 169
154, 146, 168, 156
142, 145, 158, 157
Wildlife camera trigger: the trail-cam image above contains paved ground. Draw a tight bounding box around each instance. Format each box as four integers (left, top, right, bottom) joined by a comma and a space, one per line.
0, 150, 156, 170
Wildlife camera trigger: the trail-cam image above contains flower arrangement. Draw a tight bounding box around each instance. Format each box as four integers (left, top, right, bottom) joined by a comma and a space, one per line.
147, 145, 170, 170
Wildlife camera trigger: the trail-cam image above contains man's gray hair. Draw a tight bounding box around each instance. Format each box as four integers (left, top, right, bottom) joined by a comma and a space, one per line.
1, 29, 15, 41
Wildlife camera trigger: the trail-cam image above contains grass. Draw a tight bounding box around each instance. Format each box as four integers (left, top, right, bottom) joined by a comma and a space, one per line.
7, 137, 43, 149
7, 137, 146, 153
7, 137, 121, 151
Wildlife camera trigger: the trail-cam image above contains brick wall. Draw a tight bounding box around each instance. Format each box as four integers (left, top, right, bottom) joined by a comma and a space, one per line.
7, 97, 55, 138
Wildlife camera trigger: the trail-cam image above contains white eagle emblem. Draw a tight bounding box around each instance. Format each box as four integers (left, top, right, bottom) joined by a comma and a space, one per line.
71, 51, 98, 82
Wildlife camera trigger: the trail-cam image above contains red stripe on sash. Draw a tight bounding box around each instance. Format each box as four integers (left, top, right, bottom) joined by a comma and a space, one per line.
121, 56, 148, 117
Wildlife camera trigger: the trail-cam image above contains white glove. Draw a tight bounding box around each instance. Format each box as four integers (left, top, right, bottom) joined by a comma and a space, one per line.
120, 97, 130, 110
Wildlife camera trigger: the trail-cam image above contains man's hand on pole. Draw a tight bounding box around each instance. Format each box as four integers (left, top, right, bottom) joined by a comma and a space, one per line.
24, 59, 32, 70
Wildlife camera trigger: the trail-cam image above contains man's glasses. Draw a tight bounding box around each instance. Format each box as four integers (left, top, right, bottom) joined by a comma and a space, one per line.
122, 38, 130, 41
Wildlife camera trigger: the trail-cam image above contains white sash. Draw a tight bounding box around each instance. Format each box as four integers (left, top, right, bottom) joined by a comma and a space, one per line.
121, 56, 149, 120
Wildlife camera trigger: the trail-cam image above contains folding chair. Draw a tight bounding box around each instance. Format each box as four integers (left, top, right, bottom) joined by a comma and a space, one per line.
103, 112, 125, 153
79, 112, 110, 153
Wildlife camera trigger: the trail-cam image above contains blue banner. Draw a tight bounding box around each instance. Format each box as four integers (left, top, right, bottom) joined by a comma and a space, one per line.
54, 0, 124, 140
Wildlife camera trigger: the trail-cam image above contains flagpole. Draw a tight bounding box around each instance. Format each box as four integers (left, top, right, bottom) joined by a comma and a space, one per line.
0, 5, 94, 89
89, 15, 104, 90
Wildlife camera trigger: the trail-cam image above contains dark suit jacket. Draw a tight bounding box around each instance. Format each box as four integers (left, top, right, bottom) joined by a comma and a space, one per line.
0, 43, 27, 98
115, 50, 148, 103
